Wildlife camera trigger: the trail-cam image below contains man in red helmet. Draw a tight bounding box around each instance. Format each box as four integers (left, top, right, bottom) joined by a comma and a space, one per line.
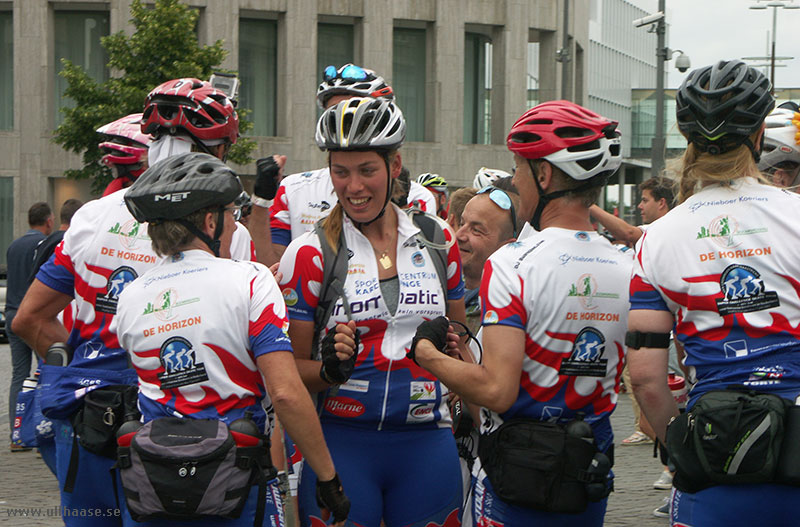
407, 100, 631, 526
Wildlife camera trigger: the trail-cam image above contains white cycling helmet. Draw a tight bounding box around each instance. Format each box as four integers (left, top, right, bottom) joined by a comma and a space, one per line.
473, 167, 511, 190
758, 107, 800, 174
316, 97, 406, 152
316, 64, 394, 109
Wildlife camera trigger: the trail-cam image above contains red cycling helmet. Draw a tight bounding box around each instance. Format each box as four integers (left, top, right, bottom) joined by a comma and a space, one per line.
141, 78, 239, 145
506, 100, 621, 181
97, 113, 151, 175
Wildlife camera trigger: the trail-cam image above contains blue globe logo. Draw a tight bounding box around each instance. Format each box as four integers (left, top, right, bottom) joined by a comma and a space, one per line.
572, 328, 606, 362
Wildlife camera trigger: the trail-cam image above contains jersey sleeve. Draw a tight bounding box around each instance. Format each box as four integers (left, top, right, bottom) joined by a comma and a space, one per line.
480, 252, 527, 330
269, 184, 292, 246
277, 233, 324, 322
630, 231, 670, 312
444, 226, 465, 301
230, 223, 255, 262
248, 265, 293, 358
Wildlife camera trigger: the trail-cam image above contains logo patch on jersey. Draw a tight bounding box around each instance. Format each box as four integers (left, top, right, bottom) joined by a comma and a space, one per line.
542, 406, 564, 422
338, 379, 369, 393
324, 396, 365, 418
143, 288, 200, 321
715, 264, 779, 316
696, 215, 767, 249
410, 381, 437, 401
406, 403, 435, 423
282, 288, 299, 307
483, 310, 499, 325
109, 219, 150, 250
411, 251, 425, 267
308, 200, 331, 212
745, 365, 785, 386
575, 231, 590, 242
559, 327, 608, 377
96, 265, 138, 314
157, 336, 209, 390
567, 273, 619, 309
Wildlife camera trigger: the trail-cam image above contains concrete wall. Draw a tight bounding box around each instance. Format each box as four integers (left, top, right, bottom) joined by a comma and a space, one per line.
1, 0, 590, 239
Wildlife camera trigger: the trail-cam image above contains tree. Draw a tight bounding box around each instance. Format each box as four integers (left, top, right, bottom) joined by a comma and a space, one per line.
53, 0, 255, 193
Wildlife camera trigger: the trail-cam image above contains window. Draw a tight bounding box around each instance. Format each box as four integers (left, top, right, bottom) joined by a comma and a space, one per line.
317, 23, 354, 86
393, 27, 426, 141
0, 11, 12, 130
0, 177, 12, 267
464, 32, 492, 144
239, 18, 278, 136
527, 42, 540, 109
53, 11, 109, 127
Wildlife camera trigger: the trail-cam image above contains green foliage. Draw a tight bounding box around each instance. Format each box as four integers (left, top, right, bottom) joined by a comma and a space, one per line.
53, 0, 256, 194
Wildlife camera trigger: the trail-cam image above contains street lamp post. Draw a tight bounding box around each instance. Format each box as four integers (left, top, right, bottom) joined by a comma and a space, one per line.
750, 0, 800, 94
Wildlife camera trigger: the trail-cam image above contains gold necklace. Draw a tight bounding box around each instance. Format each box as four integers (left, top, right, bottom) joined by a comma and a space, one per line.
373, 234, 395, 270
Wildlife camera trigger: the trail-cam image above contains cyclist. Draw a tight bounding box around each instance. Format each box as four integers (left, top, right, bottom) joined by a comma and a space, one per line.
141, 78, 256, 262
409, 100, 628, 526
278, 97, 466, 527
112, 152, 351, 526
416, 172, 450, 219
628, 60, 800, 526
96, 113, 152, 196
758, 105, 800, 191
268, 64, 397, 264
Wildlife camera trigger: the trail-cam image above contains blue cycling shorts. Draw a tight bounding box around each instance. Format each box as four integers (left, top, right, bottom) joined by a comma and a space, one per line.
672, 484, 800, 526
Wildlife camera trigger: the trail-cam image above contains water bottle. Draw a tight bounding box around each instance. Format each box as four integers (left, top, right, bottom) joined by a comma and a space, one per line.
229, 411, 264, 448
668, 373, 688, 410
565, 412, 594, 444
45, 342, 72, 366
21, 376, 38, 392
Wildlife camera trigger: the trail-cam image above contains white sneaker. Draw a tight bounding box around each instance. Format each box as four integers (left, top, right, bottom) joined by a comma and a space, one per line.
653, 471, 673, 490
652, 496, 670, 518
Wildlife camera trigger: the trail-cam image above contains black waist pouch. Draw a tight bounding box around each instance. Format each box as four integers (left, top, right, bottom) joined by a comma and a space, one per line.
478, 419, 603, 513
71, 384, 139, 458
667, 388, 790, 493
117, 417, 272, 522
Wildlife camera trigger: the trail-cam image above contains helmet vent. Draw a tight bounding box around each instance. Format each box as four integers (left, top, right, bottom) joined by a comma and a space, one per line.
509, 132, 541, 144
555, 126, 593, 139
342, 112, 354, 137
577, 154, 603, 171
567, 139, 599, 153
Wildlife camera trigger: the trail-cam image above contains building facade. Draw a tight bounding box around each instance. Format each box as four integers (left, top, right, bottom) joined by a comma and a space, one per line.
0, 0, 592, 263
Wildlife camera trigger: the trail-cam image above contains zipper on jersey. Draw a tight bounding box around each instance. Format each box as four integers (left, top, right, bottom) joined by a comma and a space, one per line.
377, 316, 396, 431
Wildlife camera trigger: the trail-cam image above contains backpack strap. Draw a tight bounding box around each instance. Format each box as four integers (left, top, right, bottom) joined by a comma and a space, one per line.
408, 210, 450, 314
312, 220, 353, 360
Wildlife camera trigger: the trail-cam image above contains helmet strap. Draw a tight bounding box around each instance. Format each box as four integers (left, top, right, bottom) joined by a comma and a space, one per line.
743, 137, 761, 164
527, 159, 606, 231
175, 209, 225, 257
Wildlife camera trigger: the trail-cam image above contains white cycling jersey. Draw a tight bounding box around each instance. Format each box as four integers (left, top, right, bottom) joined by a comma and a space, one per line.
112, 250, 291, 432
277, 205, 465, 430
478, 228, 631, 437
407, 181, 436, 213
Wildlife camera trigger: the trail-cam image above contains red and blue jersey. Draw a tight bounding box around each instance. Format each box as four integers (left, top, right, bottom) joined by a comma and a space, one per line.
111, 250, 292, 432
631, 177, 800, 403
478, 228, 631, 441
278, 205, 465, 431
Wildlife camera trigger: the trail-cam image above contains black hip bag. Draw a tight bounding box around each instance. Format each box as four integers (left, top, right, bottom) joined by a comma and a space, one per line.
116, 417, 275, 522
666, 388, 793, 493
477, 418, 611, 513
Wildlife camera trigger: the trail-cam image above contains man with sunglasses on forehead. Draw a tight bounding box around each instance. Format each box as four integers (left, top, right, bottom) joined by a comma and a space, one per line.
408, 101, 631, 526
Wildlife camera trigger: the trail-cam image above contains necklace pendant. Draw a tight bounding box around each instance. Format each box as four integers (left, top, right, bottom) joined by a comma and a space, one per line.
379, 253, 392, 269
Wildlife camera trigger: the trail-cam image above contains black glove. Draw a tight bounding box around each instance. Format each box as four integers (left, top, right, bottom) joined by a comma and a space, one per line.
319, 325, 360, 385
316, 473, 350, 523
254, 156, 281, 200
407, 316, 450, 365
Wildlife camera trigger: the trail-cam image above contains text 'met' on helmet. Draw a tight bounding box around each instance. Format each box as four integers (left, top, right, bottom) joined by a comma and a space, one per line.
124, 152, 243, 223
316, 63, 394, 109
316, 97, 406, 152
506, 100, 622, 181
141, 78, 239, 145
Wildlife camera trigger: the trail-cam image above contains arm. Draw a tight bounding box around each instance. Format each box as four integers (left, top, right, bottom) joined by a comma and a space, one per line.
589, 204, 643, 247
414, 323, 524, 413
12, 279, 71, 358
247, 155, 287, 267
257, 351, 337, 482
627, 309, 678, 442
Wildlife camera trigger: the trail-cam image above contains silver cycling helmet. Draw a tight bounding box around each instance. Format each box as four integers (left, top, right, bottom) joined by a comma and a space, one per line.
758, 107, 800, 175
473, 167, 511, 190
316, 97, 406, 152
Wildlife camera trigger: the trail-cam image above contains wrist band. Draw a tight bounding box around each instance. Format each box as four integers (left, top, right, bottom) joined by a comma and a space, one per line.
251, 196, 271, 209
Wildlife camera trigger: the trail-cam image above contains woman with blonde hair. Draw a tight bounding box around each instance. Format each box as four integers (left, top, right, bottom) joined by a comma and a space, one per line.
628, 60, 800, 525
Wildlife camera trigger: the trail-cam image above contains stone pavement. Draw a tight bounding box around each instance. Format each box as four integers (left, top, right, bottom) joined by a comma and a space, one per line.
0, 342, 670, 526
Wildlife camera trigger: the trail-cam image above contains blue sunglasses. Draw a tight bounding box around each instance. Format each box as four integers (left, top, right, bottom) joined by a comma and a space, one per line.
323, 64, 370, 83
478, 186, 518, 238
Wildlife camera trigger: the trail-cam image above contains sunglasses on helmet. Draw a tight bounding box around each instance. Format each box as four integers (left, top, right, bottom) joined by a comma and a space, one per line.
477, 186, 518, 238
323, 64, 371, 83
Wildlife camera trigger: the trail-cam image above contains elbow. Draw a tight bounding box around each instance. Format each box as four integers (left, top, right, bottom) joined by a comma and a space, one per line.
481, 384, 517, 414
11, 310, 33, 342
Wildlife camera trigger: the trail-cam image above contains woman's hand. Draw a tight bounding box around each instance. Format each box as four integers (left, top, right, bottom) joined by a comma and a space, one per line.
319, 320, 359, 385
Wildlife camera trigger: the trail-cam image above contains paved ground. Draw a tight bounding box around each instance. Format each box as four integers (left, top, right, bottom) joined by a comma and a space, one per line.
0, 342, 670, 526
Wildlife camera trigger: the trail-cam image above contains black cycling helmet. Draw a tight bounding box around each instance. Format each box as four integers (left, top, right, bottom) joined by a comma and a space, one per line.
125, 152, 244, 256
676, 60, 774, 157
